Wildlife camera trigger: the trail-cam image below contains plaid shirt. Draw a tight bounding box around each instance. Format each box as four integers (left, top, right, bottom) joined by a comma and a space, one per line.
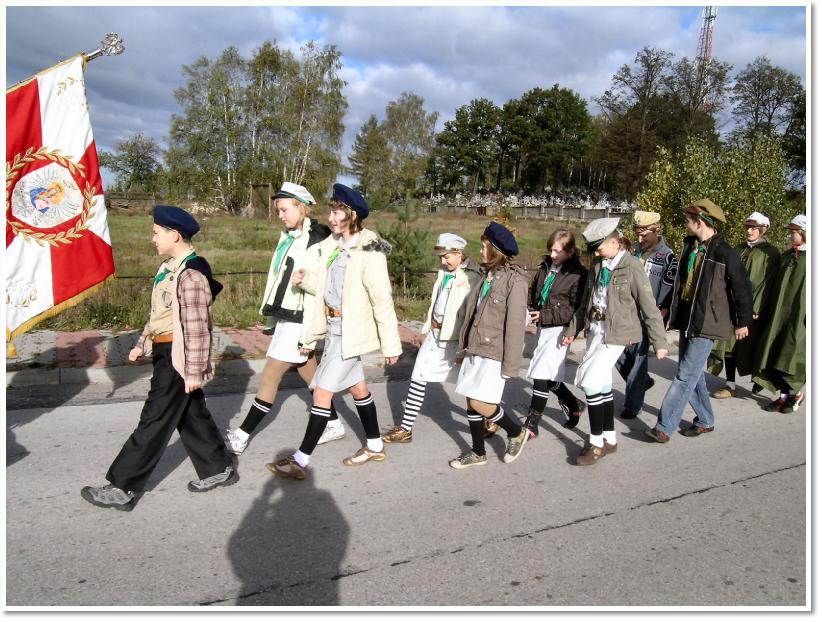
177, 269, 214, 380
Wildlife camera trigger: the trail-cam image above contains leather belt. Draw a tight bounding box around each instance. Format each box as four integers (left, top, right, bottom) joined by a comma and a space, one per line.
431, 319, 443, 329
153, 334, 173, 343
325, 305, 342, 318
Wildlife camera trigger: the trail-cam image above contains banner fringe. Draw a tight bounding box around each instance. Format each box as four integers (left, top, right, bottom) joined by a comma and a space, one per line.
6, 274, 116, 342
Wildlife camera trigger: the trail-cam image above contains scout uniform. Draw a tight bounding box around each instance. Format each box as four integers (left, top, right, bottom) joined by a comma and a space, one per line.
224, 182, 339, 456
382, 233, 481, 443
449, 222, 530, 469
565, 217, 667, 465
81, 205, 235, 511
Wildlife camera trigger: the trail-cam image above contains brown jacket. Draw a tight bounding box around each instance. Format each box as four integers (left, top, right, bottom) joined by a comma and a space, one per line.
564, 252, 667, 350
528, 254, 586, 328
458, 262, 530, 377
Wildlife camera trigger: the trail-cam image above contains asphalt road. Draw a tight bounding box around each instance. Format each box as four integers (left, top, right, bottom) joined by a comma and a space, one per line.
5, 362, 807, 608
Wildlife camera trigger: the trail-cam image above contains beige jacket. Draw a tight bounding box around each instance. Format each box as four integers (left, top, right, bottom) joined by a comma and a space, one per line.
420, 258, 482, 342
299, 228, 403, 359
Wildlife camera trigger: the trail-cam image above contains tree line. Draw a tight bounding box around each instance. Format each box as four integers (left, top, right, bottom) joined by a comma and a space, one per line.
100, 40, 805, 217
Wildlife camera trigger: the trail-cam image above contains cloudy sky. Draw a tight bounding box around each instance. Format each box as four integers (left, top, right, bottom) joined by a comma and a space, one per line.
5, 3, 809, 187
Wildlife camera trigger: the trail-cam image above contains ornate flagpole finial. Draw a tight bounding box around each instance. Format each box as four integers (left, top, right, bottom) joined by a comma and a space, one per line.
83, 33, 125, 63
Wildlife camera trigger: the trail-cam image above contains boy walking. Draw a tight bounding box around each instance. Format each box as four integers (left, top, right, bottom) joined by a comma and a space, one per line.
81, 205, 236, 510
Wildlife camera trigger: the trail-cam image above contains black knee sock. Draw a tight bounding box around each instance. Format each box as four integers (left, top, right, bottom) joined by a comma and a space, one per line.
354, 393, 380, 439
310, 389, 338, 421
490, 405, 522, 437
530, 379, 554, 414
299, 406, 331, 455
552, 383, 577, 410
601, 391, 614, 432
239, 397, 272, 434
586, 393, 604, 437
724, 355, 736, 383
467, 410, 486, 456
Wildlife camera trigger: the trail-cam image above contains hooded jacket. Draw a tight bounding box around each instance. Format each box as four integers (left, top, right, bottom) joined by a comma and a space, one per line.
299, 228, 403, 359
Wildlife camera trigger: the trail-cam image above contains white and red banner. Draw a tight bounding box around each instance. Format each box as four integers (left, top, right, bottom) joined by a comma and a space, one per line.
6, 55, 115, 342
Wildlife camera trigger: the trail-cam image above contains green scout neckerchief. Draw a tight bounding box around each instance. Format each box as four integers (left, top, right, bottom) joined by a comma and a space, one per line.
687, 244, 707, 273
440, 273, 455, 291
154, 251, 197, 284
538, 272, 557, 307
271, 232, 297, 274
597, 266, 611, 288
326, 247, 342, 268
479, 277, 492, 301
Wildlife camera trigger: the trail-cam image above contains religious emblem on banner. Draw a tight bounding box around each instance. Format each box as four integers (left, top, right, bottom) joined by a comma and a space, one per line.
6, 54, 115, 345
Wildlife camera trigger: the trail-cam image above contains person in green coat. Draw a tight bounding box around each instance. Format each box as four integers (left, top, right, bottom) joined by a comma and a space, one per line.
752, 214, 806, 413
709, 212, 781, 398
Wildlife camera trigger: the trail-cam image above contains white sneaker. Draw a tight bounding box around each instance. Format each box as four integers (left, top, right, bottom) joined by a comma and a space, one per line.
317, 420, 345, 445
224, 429, 249, 455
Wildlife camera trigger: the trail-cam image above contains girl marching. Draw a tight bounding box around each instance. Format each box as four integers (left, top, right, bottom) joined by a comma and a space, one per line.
224, 182, 342, 455
381, 233, 481, 444
449, 222, 531, 469
267, 184, 403, 479
523, 228, 587, 438
563, 218, 668, 465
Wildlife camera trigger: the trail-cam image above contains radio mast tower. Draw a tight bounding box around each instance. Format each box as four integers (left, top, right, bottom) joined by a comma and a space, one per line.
695, 6, 717, 110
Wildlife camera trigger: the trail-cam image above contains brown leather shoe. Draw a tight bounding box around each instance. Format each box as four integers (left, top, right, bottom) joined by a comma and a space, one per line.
575, 443, 606, 465
711, 387, 736, 399
603, 440, 618, 454
381, 425, 413, 443
342, 446, 387, 466
266, 456, 306, 480
644, 427, 670, 443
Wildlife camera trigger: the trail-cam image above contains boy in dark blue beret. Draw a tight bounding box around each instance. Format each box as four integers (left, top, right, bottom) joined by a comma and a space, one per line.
81, 205, 236, 510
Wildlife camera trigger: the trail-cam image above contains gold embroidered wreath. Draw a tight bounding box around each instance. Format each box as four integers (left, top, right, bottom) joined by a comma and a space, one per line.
5, 146, 95, 247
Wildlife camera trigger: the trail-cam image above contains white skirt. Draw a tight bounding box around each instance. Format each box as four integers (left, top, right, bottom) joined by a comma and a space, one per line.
455, 354, 506, 403
310, 320, 365, 393
265, 320, 309, 364
411, 330, 459, 383
574, 321, 624, 392
526, 325, 568, 381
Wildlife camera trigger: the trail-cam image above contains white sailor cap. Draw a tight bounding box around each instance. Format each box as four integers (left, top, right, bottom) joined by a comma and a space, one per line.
432, 233, 467, 256
582, 217, 621, 251
273, 182, 316, 205
745, 212, 770, 227
787, 214, 806, 231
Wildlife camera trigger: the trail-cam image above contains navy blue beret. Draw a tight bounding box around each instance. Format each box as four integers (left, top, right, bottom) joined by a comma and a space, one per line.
332, 183, 369, 220
153, 205, 200, 238
483, 221, 518, 257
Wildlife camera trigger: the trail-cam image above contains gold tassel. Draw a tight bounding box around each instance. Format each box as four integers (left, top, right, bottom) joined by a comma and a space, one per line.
7, 342, 18, 358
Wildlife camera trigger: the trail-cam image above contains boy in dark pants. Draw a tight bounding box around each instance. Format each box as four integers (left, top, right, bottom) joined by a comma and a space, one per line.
81, 205, 237, 511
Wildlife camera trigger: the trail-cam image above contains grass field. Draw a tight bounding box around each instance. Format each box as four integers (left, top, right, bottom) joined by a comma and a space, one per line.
37, 209, 586, 331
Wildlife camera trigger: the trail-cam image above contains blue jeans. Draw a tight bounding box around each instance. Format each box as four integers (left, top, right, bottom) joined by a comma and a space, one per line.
657, 333, 715, 436
616, 328, 650, 414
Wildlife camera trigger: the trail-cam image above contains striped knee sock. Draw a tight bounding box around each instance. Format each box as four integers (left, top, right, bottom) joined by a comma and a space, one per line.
586, 393, 604, 437
401, 380, 428, 431
299, 405, 332, 455
239, 397, 272, 434
601, 390, 614, 433
530, 379, 557, 414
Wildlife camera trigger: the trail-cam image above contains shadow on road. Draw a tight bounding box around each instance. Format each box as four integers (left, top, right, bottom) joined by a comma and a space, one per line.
227, 471, 349, 605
